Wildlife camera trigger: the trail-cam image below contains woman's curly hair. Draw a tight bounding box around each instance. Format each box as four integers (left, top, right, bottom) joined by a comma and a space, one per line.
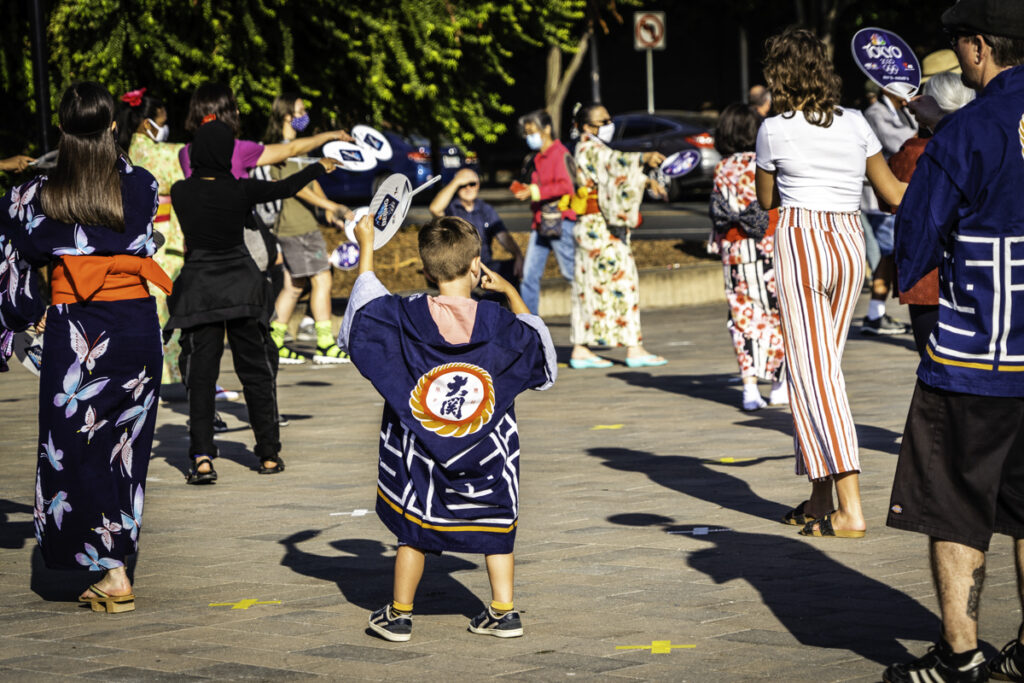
763, 29, 842, 128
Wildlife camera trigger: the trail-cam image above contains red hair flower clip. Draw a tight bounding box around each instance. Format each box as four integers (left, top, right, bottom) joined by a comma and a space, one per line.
201, 114, 217, 124
120, 87, 146, 107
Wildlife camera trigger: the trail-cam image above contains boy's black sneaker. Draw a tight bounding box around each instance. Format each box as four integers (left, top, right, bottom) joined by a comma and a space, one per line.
368, 604, 412, 642
468, 607, 524, 638
989, 638, 1024, 681
884, 640, 988, 682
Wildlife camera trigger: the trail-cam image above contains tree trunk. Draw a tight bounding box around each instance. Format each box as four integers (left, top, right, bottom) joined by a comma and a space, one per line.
544, 30, 592, 137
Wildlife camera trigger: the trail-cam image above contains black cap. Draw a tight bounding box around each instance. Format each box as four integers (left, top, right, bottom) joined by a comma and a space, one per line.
942, 0, 1024, 39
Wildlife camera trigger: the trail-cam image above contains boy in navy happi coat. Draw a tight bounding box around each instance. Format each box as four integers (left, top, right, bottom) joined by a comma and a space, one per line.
339, 214, 556, 642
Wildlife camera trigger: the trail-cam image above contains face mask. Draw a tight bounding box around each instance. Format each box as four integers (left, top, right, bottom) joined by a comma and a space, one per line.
290, 114, 310, 133
525, 132, 542, 150
597, 122, 615, 144
146, 118, 169, 142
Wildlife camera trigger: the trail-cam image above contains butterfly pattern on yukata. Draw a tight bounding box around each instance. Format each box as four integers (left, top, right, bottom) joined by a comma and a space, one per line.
78, 405, 108, 443
53, 359, 109, 418
92, 514, 122, 551
40, 431, 64, 471
120, 484, 144, 545
121, 367, 150, 400
75, 542, 121, 571
47, 491, 72, 530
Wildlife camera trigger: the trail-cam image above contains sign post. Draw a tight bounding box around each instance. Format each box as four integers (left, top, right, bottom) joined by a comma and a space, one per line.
634, 12, 666, 114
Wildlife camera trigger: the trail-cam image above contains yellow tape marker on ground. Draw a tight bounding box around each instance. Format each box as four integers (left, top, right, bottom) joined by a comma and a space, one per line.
703, 456, 755, 464
591, 424, 624, 430
209, 599, 282, 610
616, 640, 696, 654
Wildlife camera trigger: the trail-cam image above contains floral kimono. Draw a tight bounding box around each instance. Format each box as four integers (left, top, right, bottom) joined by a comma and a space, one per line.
130, 133, 185, 384
0, 158, 164, 571
709, 151, 785, 382
571, 134, 648, 347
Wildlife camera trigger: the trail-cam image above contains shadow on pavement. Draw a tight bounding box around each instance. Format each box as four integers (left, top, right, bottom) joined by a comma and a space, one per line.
588, 446, 793, 522
607, 371, 904, 454
278, 529, 483, 618
0, 499, 34, 550
30, 546, 137, 602
609, 512, 940, 667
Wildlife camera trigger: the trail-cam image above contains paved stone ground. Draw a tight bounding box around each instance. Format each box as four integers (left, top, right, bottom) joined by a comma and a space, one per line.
1, 295, 1021, 682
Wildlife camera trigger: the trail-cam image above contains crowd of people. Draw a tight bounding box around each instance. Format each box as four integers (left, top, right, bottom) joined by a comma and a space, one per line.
1, 0, 1023, 679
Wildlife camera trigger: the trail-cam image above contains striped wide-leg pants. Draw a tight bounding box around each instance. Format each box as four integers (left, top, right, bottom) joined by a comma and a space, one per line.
774, 208, 865, 480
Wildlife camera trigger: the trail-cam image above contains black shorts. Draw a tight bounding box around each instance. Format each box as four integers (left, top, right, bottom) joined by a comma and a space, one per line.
887, 380, 1024, 551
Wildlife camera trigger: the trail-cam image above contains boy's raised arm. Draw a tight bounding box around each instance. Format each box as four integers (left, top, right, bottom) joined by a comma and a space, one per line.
479, 263, 529, 315
355, 214, 376, 275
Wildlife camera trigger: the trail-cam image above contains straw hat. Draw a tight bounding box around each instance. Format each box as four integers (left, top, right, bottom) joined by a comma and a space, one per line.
921, 49, 961, 83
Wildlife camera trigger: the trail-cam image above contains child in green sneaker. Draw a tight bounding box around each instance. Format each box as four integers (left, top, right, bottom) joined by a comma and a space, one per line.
340, 214, 557, 642
263, 93, 353, 365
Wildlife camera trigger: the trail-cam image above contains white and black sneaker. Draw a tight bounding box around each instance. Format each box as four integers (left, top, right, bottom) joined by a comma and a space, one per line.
861, 314, 911, 336
368, 604, 412, 642
989, 636, 1024, 681
468, 606, 523, 638
884, 640, 988, 682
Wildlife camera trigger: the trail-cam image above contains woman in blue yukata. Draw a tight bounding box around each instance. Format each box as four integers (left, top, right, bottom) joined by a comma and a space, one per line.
0, 82, 169, 613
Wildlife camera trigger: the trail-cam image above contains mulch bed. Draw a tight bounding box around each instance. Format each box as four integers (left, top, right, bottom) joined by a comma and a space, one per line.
323, 225, 715, 297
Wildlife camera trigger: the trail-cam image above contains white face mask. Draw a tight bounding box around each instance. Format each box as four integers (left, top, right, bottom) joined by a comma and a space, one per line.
146, 118, 170, 143
596, 122, 615, 144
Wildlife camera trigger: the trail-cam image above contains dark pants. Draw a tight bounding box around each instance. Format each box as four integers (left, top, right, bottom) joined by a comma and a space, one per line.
908, 304, 939, 359
180, 317, 280, 462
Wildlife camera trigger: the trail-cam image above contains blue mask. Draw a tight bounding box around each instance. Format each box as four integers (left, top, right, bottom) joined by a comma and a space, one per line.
526, 132, 542, 150
290, 114, 310, 133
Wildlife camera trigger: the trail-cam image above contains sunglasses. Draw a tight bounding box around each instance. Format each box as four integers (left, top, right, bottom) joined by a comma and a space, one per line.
459, 182, 479, 189
947, 30, 992, 49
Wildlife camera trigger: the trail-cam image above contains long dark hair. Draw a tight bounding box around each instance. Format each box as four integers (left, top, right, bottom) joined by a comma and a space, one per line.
185, 83, 241, 135
262, 92, 301, 144
115, 92, 165, 153
714, 103, 763, 156
40, 82, 125, 232
762, 29, 842, 128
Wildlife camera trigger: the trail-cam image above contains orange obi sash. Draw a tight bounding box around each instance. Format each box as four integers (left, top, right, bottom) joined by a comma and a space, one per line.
52, 254, 173, 305
154, 195, 172, 224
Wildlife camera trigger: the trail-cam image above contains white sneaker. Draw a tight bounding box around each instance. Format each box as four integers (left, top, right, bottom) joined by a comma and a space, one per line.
742, 395, 768, 411
215, 386, 239, 401
769, 383, 789, 406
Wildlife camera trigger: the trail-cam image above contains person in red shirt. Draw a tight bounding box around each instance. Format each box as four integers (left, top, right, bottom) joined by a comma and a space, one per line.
513, 110, 577, 316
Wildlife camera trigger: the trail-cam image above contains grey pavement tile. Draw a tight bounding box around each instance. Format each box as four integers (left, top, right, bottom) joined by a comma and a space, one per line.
185, 662, 316, 680
0, 653, 115, 675
82, 667, 212, 681
298, 643, 429, 663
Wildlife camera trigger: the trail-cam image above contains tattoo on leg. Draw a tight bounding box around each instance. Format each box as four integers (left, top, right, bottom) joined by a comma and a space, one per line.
967, 565, 985, 622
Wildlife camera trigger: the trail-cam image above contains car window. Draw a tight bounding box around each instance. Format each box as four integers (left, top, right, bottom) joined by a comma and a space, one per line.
650, 119, 678, 135
618, 118, 654, 140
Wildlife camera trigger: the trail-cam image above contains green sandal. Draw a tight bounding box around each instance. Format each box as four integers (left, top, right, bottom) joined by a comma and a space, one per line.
277, 345, 306, 365
313, 344, 351, 365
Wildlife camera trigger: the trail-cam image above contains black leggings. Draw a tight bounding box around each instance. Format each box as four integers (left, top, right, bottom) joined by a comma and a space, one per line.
179, 317, 280, 461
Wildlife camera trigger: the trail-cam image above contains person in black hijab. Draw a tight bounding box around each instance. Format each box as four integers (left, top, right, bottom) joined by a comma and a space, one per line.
168, 119, 338, 484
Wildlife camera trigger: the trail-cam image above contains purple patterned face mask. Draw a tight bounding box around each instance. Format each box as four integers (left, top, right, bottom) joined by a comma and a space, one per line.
290, 114, 310, 133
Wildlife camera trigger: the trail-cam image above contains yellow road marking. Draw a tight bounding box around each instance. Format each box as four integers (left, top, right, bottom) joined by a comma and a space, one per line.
616, 640, 696, 654
209, 599, 282, 610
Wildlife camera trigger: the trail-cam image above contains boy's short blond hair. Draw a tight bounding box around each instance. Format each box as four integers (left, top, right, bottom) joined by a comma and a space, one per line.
418, 216, 482, 284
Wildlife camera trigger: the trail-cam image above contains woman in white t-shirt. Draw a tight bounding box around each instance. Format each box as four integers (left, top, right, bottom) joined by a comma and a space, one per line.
755, 29, 905, 538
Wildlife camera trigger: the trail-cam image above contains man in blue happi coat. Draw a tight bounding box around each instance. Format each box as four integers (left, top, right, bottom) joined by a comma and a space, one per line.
883, 1, 1024, 681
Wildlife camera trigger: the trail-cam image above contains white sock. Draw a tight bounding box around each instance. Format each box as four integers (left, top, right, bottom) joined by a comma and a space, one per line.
769, 380, 788, 405
867, 299, 885, 321
742, 383, 766, 410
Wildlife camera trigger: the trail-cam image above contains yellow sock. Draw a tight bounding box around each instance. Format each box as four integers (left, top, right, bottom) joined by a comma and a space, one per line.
490, 600, 514, 615
392, 600, 413, 615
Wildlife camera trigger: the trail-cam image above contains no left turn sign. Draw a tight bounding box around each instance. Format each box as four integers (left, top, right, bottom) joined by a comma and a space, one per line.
634, 12, 666, 51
